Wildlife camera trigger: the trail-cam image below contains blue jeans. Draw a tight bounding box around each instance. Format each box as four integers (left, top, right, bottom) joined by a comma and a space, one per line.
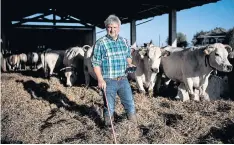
103, 77, 135, 117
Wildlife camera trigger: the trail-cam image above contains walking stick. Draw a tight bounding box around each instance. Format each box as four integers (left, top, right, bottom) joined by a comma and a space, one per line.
102, 89, 117, 144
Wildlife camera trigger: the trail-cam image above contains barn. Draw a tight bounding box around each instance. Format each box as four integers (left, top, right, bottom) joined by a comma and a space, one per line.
2, 0, 219, 53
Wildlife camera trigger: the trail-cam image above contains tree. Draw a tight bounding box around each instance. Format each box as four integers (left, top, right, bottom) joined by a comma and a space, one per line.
166, 32, 188, 48
192, 30, 207, 45
224, 27, 234, 49
192, 27, 227, 46
177, 32, 188, 48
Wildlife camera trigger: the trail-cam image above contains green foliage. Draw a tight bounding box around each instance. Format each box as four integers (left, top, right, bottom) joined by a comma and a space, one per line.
166, 32, 188, 48
177, 32, 188, 47
192, 31, 206, 45
192, 27, 227, 46
224, 27, 234, 49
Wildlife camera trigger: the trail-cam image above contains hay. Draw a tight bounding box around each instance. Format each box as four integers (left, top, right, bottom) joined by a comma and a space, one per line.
1, 72, 234, 144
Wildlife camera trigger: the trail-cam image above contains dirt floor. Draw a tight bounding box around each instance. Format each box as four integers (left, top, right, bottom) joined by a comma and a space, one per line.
1, 72, 234, 144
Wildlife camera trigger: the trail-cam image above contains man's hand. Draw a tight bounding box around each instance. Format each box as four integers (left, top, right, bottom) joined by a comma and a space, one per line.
128, 63, 136, 68
98, 78, 106, 91
127, 64, 137, 73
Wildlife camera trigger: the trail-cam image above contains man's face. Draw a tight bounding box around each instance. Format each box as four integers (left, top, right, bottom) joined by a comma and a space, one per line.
106, 23, 120, 40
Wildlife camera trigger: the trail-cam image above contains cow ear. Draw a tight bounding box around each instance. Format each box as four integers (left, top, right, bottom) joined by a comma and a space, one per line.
149, 40, 154, 47
204, 46, 215, 55
130, 42, 137, 49
161, 49, 170, 57
228, 51, 234, 59
225, 45, 233, 53
149, 40, 153, 45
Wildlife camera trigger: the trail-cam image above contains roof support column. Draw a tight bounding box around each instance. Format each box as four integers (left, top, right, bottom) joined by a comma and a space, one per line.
169, 9, 177, 47
92, 27, 96, 45
130, 19, 136, 45
53, 8, 56, 26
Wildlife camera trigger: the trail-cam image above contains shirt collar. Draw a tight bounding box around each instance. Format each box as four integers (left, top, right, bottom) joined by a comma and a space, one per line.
106, 34, 120, 41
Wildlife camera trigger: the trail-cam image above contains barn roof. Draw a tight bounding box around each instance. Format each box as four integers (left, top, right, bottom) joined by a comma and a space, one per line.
2, 0, 219, 29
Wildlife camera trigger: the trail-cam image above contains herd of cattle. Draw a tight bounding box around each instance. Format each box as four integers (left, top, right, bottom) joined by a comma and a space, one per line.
1, 42, 234, 101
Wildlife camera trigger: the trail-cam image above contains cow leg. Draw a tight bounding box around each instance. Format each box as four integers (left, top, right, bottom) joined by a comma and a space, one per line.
148, 73, 157, 96
199, 77, 210, 101
136, 76, 146, 94
65, 72, 72, 87
23, 63, 25, 70
177, 83, 189, 101
48, 63, 55, 77
84, 70, 90, 88
154, 73, 162, 94
184, 78, 199, 101
18, 63, 21, 71
6, 61, 12, 71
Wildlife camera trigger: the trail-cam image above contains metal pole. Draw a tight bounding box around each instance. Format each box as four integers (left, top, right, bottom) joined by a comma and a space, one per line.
103, 89, 117, 144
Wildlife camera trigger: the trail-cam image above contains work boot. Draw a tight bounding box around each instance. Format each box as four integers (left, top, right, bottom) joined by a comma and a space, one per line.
127, 113, 138, 124
104, 115, 114, 127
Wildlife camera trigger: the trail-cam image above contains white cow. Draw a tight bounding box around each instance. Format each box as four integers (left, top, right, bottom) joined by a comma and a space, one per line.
130, 41, 170, 94
62, 46, 86, 87
38, 49, 65, 78
31, 52, 39, 69
8, 54, 20, 71
161, 43, 233, 101
18, 53, 27, 70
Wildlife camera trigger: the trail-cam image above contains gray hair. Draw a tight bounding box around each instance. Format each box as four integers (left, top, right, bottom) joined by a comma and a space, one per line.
104, 15, 121, 27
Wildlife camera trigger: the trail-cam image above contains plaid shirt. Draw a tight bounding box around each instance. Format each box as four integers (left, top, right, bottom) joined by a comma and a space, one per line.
91, 35, 132, 79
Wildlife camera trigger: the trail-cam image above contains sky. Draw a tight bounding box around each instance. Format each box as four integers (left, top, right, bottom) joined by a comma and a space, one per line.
96, 0, 234, 47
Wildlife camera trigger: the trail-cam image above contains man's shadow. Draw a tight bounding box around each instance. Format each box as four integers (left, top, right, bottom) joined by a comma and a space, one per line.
16, 80, 104, 128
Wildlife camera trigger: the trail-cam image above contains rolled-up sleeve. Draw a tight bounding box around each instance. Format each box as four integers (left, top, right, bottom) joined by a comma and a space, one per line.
124, 39, 132, 59
91, 41, 102, 67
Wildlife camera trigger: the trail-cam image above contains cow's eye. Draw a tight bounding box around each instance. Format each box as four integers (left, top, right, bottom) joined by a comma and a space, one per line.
215, 53, 219, 56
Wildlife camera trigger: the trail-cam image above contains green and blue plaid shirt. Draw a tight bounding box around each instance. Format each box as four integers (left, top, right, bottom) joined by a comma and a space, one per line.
91, 35, 132, 79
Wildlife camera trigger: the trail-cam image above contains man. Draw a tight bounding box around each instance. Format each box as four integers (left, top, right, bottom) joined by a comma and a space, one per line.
91, 15, 137, 126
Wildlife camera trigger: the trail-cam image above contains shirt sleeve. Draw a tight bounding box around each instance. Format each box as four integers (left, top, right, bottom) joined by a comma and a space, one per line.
91, 40, 103, 67
124, 38, 132, 59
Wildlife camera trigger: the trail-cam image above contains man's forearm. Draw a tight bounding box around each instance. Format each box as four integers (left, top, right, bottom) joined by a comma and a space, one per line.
93, 66, 104, 81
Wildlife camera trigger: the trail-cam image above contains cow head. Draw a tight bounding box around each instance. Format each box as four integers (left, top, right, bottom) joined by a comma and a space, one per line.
60, 66, 78, 87
141, 41, 170, 73
204, 43, 233, 72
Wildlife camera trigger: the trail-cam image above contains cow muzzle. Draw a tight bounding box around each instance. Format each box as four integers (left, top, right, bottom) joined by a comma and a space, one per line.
226, 65, 233, 72
66, 82, 72, 87
151, 68, 159, 73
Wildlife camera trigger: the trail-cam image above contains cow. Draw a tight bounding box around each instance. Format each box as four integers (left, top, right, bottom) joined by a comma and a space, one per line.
83, 45, 97, 87
61, 46, 85, 87
161, 43, 233, 101
1, 52, 6, 72
227, 50, 234, 100
37, 49, 65, 78
129, 41, 170, 94
7, 54, 20, 71
18, 53, 27, 70
31, 52, 39, 70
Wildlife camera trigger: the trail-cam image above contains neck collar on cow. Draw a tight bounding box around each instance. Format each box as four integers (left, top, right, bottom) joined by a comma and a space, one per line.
205, 55, 216, 70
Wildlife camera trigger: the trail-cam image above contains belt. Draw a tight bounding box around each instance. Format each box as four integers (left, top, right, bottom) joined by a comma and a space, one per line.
111, 76, 126, 81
